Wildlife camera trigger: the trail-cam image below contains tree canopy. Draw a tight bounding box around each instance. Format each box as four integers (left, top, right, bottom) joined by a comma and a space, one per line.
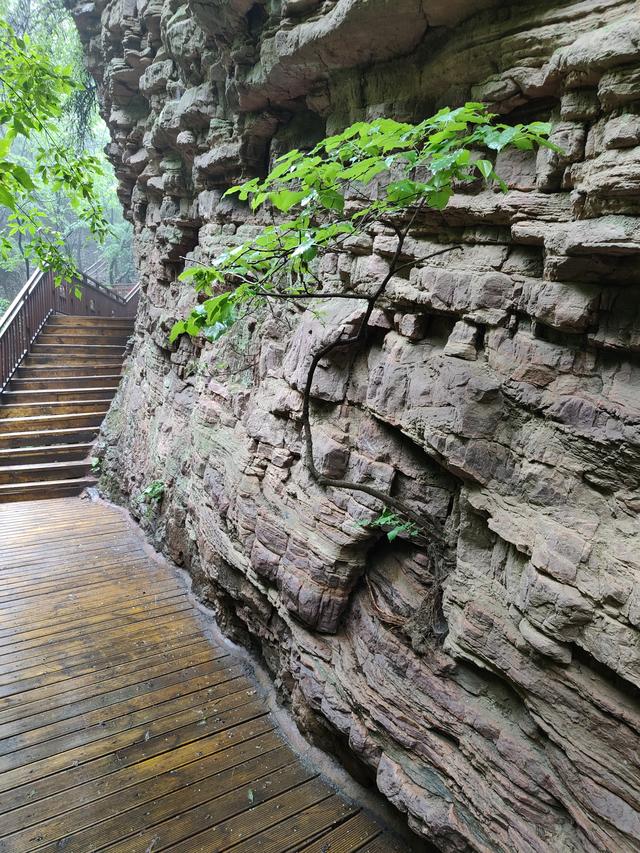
0, 2, 134, 307
0, 15, 109, 280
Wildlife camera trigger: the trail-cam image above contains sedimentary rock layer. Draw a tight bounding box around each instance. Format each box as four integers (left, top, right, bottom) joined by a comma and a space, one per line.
68, 0, 640, 849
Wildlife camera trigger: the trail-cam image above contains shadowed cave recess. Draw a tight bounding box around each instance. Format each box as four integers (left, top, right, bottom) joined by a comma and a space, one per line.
68, 0, 640, 849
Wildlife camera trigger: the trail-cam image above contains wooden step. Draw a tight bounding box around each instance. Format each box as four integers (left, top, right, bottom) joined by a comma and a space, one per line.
48, 315, 135, 329
2, 388, 117, 404
15, 366, 123, 379
0, 459, 91, 485
23, 356, 125, 368
23, 351, 126, 362
0, 411, 108, 436
4, 374, 122, 394
49, 312, 135, 321
0, 399, 114, 418
9, 375, 121, 391
45, 315, 131, 325
0, 442, 94, 466
0, 427, 99, 448
37, 333, 131, 345
0, 476, 96, 503
31, 343, 127, 356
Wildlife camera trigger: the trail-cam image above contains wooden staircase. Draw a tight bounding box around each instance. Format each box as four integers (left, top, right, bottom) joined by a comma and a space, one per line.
0, 314, 134, 502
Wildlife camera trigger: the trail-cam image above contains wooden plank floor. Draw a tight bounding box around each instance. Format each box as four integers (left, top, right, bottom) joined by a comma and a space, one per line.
0, 497, 402, 852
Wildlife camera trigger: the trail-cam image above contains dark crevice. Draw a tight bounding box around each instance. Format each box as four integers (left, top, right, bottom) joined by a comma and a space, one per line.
570, 643, 640, 706
246, 2, 268, 41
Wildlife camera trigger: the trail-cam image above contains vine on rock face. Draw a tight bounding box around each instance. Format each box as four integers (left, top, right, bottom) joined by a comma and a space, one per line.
171, 104, 554, 591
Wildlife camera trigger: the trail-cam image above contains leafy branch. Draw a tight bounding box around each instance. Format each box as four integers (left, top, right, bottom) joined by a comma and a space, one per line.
171, 103, 554, 598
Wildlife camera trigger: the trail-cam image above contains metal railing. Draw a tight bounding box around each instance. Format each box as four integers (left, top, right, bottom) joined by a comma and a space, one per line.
0, 269, 140, 392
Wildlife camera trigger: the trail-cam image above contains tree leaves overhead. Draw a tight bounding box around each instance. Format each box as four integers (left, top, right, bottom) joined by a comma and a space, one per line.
0, 16, 110, 280
172, 103, 555, 344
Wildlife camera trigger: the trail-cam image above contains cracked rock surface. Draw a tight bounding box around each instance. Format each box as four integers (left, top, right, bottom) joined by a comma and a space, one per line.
68, 0, 640, 848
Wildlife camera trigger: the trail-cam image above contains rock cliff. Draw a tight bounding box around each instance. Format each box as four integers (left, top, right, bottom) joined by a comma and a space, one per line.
68, 0, 640, 849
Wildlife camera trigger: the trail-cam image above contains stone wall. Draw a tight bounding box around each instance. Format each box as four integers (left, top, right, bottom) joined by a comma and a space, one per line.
69, 0, 640, 849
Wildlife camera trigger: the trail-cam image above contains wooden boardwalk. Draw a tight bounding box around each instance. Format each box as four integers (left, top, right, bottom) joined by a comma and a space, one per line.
0, 497, 400, 852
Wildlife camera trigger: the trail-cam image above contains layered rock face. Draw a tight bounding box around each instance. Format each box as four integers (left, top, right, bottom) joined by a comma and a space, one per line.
69, 0, 640, 849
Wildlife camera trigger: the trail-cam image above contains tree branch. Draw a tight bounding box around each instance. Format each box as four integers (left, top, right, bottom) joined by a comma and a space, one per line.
300, 239, 462, 550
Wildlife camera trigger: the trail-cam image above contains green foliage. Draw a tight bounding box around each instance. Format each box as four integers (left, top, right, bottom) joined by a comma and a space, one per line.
0, 296, 9, 315
0, 0, 135, 293
172, 103, 555, 343
358, 508, 419, 542
140, 480, 165, 504
138, 480, 166, 520
90, 456, 102, 474
170, 291, 236, 344
0, 14, 110, 280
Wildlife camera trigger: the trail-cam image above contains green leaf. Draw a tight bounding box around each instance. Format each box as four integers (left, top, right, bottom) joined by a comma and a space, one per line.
317, 188, 345, 212
12, 165, 35, 191
169, 320, 188, 344
269, 189, 307, 212
387, 526, 403, 542
203, 323, 227, 341
386, 179, 420, 203
251, 192, 268, 210
475, 159, 493, 179
427, 188, 452, 210
0, 186, 16, 210
186, 314, 204, 336
495, 126, 518, 148
513, 137, 534, 151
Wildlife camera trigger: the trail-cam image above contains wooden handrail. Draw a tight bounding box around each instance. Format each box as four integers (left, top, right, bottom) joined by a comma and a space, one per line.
82, 273, 129, 304
0, 268, 139, 392
124, 282, 141, 303
52, 274, 138, 316
0, 268, 48, 340
0, 269, 54, 394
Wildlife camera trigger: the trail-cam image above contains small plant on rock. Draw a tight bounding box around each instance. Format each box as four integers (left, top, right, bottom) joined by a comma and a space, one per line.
182, 358, 203, 379
358, 508, 420, 542
140, 480, 165, 504
139, 480, 165, 519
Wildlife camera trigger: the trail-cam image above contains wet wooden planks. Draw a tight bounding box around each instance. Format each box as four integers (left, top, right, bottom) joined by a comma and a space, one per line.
0, 497, 402, 852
